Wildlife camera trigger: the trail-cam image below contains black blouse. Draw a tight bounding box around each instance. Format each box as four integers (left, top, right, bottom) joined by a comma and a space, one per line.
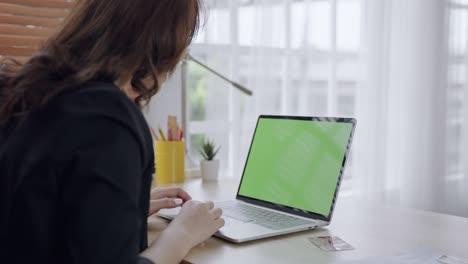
0, 81, 155, 264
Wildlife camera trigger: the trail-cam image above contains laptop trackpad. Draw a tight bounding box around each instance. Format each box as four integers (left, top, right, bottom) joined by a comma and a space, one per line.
158, 209, 270, 239
217, 216, 271, 239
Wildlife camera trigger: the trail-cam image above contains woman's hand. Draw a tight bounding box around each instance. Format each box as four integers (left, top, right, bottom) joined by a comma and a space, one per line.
148, 187, 192, 216
169, 200, 224, 248
141, 200, 224, 264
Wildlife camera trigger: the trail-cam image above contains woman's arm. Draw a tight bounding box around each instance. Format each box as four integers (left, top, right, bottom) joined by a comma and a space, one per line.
141, 200, 224, 264
60, 116, 224, 264
61, 117, 157, 264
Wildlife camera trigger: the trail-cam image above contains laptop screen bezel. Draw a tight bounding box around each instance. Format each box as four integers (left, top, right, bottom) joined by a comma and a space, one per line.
235, 115, 357, 223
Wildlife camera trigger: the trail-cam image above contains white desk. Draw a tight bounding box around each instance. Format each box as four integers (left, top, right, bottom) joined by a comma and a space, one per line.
148, 179, 468, 264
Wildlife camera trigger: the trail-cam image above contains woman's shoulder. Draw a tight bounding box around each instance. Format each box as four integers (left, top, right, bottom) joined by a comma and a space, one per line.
1, 81, 154, 182
55, 81, 139, 117
36, 81, 153, 161
54, 81, 152, 150
53, 81, 143, 123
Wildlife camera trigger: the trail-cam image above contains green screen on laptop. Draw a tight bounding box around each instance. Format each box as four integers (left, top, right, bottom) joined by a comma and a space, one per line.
238, 117, 354, 217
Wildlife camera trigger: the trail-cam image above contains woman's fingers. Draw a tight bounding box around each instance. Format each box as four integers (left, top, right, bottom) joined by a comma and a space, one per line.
172, 188, 192, 201
204, 201, 215, 210
210, 208, 223, 219
215, 218, 225, 229
151, 187, 192, 202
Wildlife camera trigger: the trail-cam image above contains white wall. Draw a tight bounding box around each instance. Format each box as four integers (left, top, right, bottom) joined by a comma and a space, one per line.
144, 66, 182, 130
144, 67, 201, 175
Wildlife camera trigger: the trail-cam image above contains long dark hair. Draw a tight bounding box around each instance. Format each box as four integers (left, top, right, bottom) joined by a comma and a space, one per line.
0, 0, 203, 125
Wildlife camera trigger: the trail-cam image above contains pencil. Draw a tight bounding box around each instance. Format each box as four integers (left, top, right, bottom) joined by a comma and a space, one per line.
179, 130, 184, 141
168, 128, 173, 141
158, 127, 167, 141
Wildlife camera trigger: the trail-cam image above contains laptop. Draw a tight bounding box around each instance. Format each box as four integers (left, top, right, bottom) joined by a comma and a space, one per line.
158, 115, 356, 243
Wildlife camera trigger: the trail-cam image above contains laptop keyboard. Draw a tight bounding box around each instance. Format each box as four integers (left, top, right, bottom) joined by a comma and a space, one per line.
217, 201, 314, 230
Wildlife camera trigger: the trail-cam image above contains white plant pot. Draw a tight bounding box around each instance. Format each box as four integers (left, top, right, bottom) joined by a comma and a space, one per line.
200, 160, 220, 182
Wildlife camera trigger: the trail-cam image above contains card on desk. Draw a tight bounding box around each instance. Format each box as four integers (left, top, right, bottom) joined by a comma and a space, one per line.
438, 255, 468, 264
308, 236, 354, 251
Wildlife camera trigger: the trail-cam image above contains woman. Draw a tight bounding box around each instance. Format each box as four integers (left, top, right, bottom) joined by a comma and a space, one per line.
0, 1, 224, 264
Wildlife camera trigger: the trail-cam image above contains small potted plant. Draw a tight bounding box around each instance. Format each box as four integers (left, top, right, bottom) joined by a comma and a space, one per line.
199, 139, 220, 182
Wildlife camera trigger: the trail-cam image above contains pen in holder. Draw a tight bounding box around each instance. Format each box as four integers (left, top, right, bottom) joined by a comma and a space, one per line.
154, 141, 185, 186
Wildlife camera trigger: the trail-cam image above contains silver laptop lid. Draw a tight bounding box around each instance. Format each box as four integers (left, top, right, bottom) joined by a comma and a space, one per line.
236, 115, 356, 223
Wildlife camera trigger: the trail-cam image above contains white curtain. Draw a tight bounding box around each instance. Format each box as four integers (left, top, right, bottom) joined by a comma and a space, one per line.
188, 0, 468, 217
355, 0, 451, 213
356, 0, 468, 217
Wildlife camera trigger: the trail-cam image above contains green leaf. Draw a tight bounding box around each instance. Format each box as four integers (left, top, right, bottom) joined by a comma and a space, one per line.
199, 138, 220, 161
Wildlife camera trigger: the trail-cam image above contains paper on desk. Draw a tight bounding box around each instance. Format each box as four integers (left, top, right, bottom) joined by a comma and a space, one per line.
333, 247, 467, 264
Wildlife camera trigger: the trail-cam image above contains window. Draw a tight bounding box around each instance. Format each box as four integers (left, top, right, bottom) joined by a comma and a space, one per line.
187, 0, 362, 179
447, 0, 468, 179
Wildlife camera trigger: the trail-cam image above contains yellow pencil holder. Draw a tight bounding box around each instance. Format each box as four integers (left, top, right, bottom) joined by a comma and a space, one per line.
154, 141, 185, 186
